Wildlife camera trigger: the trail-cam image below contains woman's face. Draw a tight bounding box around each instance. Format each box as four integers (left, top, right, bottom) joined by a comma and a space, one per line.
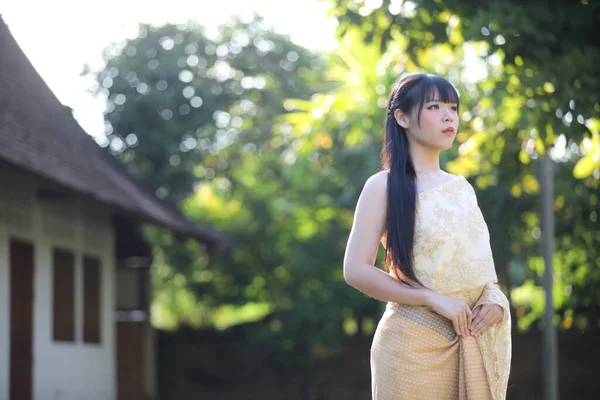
399, 100, 459, 151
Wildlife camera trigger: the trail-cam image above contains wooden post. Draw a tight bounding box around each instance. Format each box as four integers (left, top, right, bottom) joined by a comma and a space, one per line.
540, 152, 558, 400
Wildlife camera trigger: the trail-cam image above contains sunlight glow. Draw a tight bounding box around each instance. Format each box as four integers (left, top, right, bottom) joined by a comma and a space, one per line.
0, 0, 336, 137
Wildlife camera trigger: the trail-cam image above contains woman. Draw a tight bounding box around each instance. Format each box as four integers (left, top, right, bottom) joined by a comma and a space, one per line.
343, 73, 511, 400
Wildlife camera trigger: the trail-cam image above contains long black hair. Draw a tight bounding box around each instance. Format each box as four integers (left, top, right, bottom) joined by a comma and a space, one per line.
381, 73, 460, 287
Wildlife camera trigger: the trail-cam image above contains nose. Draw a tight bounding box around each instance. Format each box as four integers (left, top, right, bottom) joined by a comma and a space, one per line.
443, 107, 455, 122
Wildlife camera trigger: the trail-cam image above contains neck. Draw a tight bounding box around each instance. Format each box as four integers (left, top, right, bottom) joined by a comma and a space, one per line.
408, 141, 442, 175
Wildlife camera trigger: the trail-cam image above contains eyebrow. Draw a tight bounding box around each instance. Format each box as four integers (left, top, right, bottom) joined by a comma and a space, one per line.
425, 100, 458, 104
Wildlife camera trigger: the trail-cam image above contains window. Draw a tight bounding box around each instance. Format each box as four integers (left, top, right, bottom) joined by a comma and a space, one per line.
83, 256, 101, 344
52, 249, 75, 342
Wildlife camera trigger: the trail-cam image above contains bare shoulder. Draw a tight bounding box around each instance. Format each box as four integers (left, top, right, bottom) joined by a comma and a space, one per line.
355, 171, 389, 216
363, 170, 388, 195
351, 171, 389, 243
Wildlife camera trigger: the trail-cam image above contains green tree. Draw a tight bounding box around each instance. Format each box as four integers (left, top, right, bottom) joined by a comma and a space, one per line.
87, 16, 378, 361
85, 15, 328, 324
87, 16, 326, 205
85, 5, 600, 377
315, 0, 600, 332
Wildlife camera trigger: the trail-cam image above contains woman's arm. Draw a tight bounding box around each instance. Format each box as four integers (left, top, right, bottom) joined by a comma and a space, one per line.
343, 171, 433, 306
343, 171, 474, 337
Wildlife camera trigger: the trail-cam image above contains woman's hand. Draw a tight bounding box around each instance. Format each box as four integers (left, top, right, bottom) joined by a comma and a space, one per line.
427, 292, 473, 338
470, 304, 504, 336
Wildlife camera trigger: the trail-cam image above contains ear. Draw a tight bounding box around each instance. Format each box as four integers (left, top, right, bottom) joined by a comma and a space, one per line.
394, 109, 410, 129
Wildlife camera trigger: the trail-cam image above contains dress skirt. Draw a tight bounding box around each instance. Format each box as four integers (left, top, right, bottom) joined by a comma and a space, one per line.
370, 285, 510, 400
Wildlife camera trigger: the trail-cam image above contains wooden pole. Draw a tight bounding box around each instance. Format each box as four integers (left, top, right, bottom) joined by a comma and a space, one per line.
540, 152, 558, 400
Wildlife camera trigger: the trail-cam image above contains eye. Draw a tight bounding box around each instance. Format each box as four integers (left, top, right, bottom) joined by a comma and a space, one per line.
428, 104, 439, 110
451, 105, 458, 111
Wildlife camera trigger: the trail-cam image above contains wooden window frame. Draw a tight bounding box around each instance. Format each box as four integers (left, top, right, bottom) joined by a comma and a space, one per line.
83, 255, 102, 344
52, 248, 75, 342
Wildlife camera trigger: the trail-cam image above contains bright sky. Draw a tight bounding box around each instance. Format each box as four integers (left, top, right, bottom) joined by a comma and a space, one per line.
1, 0, 337, 137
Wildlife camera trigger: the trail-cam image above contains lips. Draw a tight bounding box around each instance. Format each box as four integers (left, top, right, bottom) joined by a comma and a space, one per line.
442, 127, 455, 135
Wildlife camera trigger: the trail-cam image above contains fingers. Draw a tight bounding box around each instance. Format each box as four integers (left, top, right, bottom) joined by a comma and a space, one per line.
471, 307, 502, 336
452, 319, 461, 338
453, 302, 497, 338
466, 307, 473, 332
456, 312, 464, 337
471, 307, 490, 334
456, 303, 472, 338
453, 313, 467, 337
472, 305, 481, 321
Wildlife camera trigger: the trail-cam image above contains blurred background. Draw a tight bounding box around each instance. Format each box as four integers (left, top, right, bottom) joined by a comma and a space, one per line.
1, 0, 599, 399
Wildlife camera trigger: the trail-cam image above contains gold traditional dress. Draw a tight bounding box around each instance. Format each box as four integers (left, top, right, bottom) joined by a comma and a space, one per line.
371, 175, 511, 400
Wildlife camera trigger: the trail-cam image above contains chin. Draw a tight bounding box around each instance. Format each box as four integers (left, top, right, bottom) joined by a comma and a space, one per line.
441, 141, 455, 150
419, 137, 455, 151
440, 136, 456, 150
433, 140, 455, 151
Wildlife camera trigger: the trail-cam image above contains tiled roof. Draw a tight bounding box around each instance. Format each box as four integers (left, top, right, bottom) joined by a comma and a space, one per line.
0, 16, 229, 251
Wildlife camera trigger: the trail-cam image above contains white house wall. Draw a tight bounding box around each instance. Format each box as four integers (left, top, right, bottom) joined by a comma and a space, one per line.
0, 211, 10, 400
0, 166, 36, 400
0, 167, 116, 400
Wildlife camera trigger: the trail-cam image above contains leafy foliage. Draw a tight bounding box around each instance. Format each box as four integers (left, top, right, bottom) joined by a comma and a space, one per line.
87, 2, 600, 365
319, 0, 600, 331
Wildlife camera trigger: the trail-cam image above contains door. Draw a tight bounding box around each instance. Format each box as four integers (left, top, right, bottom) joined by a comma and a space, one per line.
10, 239, 34, 400
117, 321, 147, 400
